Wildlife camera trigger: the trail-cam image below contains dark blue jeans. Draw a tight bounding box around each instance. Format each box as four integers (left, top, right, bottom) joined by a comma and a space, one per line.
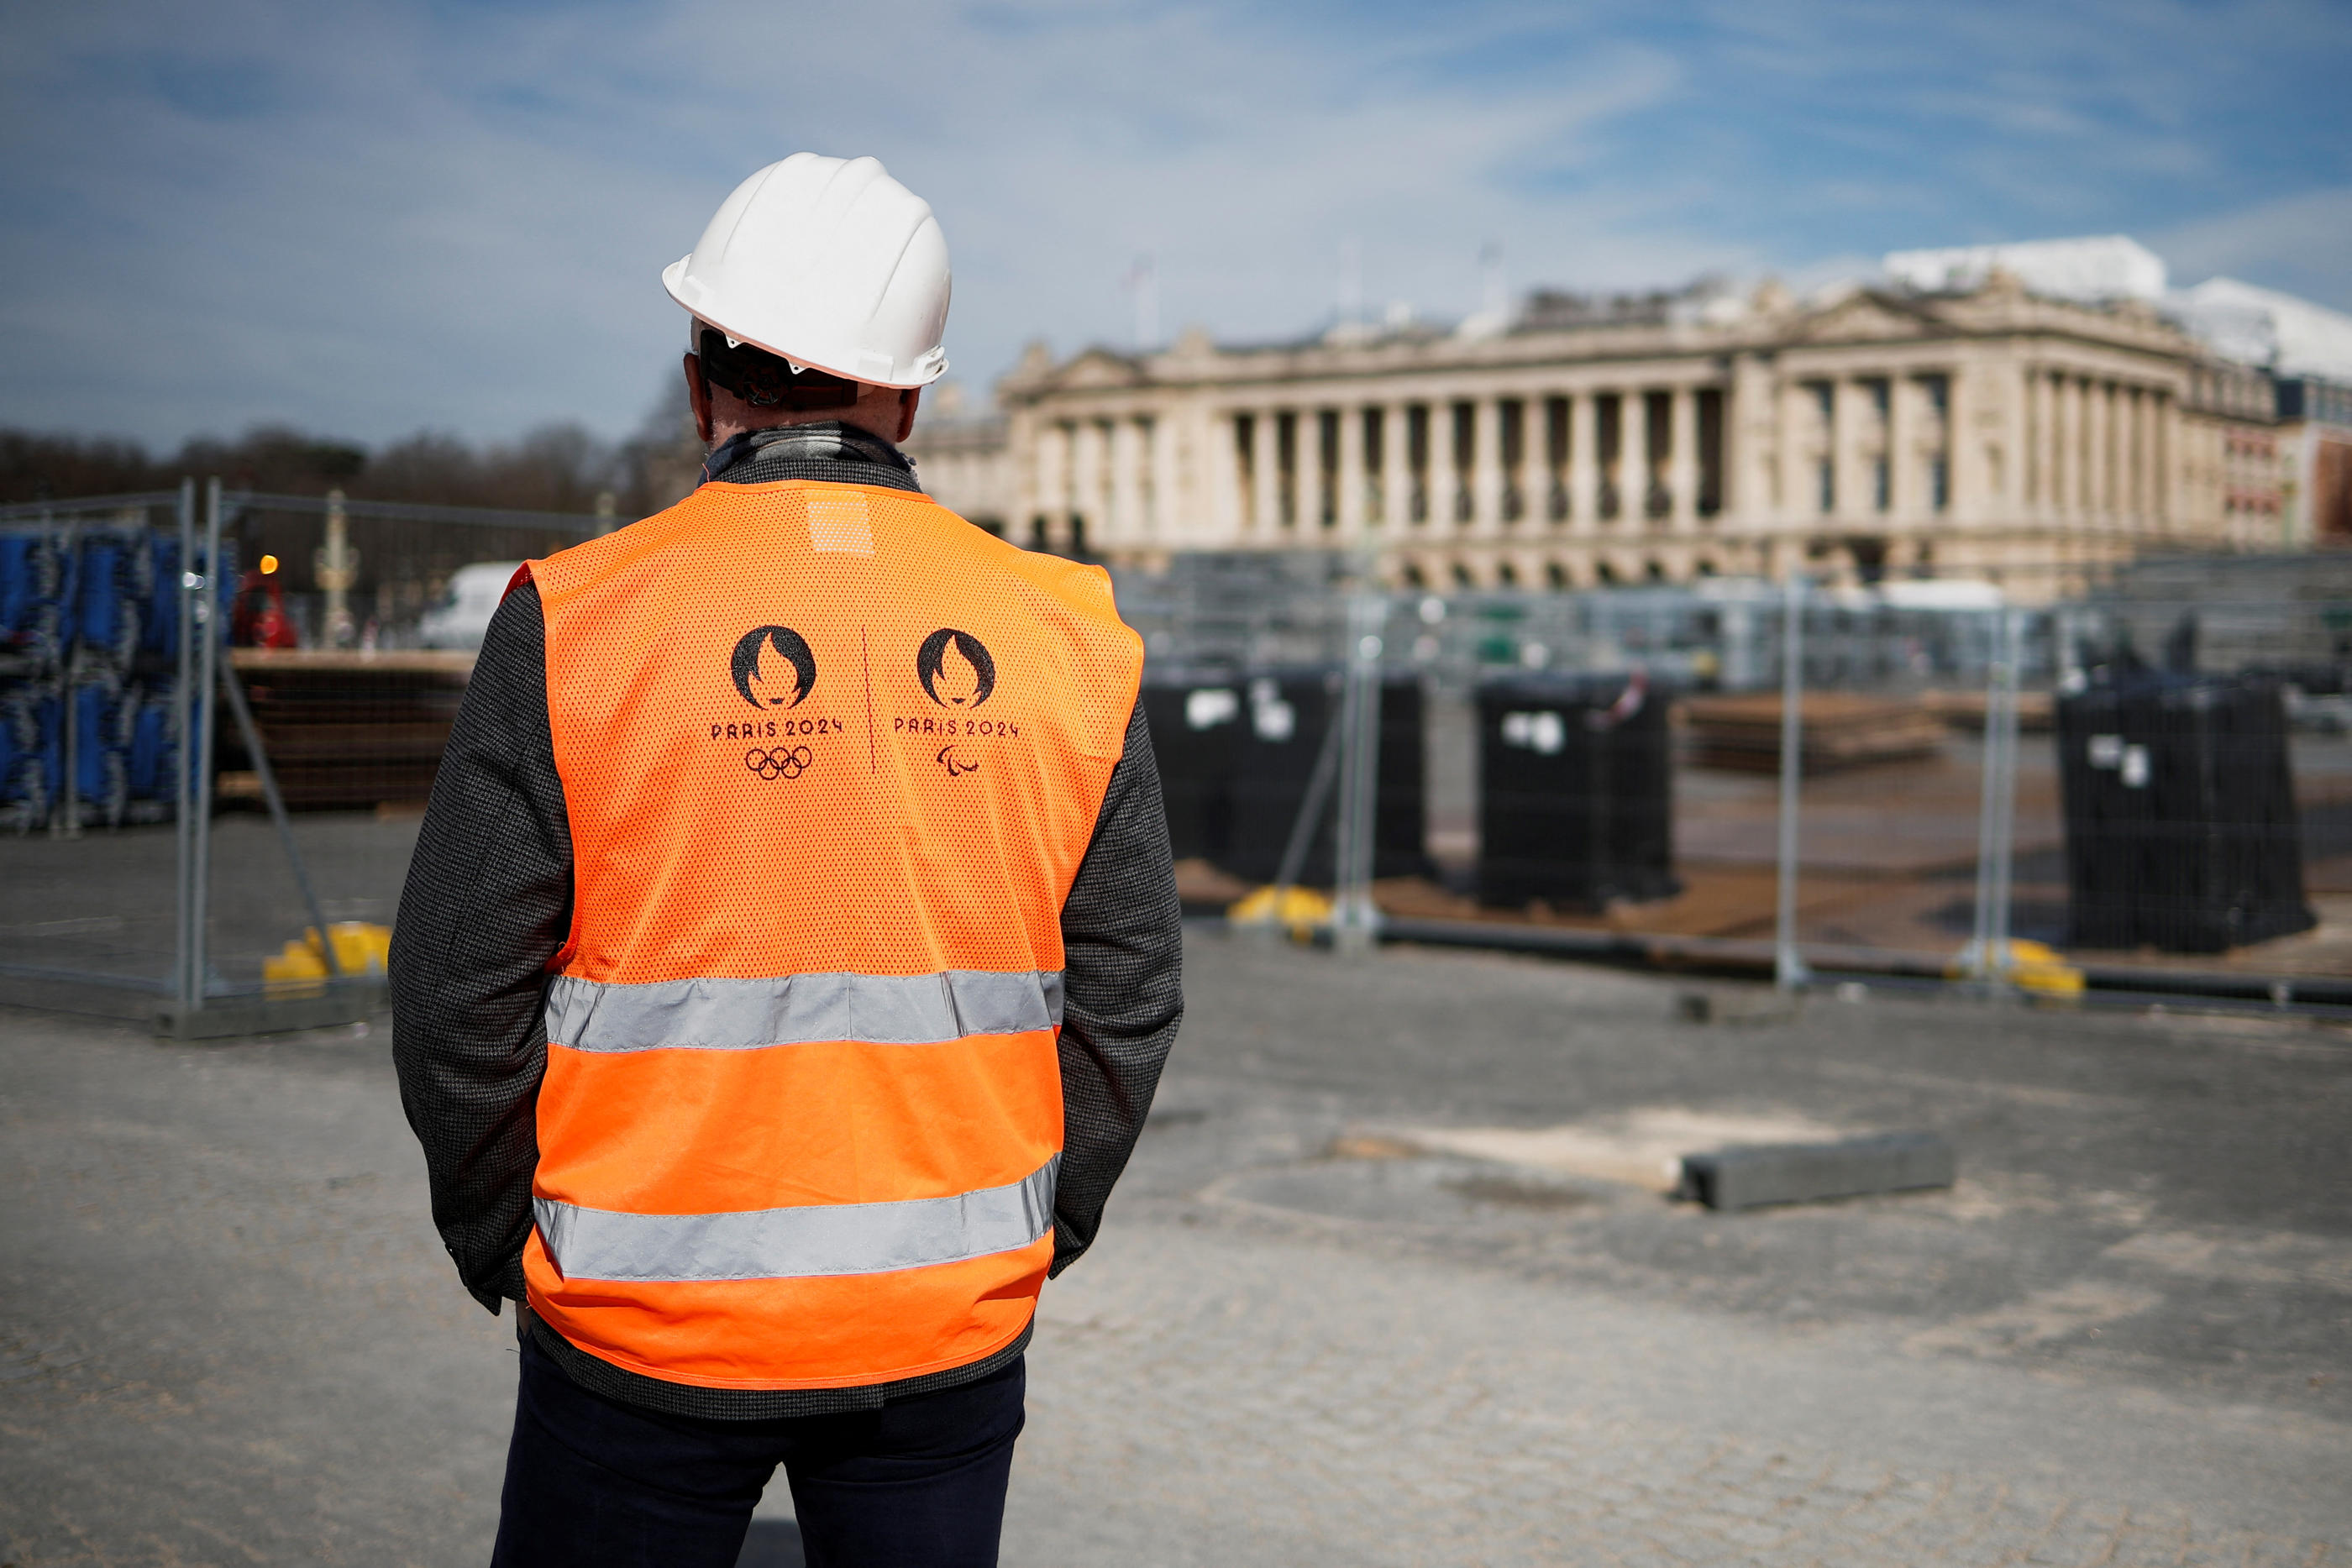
491, 1335, 1025, 1568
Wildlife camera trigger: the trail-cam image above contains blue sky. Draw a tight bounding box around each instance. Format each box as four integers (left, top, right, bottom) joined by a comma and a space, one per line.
3, 0, 2347, 448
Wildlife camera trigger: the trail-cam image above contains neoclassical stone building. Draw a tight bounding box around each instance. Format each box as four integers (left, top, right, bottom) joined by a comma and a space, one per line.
910, 269, 2291, 600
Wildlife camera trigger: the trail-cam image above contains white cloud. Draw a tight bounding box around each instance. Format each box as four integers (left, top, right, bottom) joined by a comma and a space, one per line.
2, 0, 2346, 449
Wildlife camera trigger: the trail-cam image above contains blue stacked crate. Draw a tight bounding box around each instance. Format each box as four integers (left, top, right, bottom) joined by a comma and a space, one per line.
66, 527, 142, 827
1, 527, 72, 831
2, 527, 74, 669
71, 526, 228, 827
0, 678, 61, 832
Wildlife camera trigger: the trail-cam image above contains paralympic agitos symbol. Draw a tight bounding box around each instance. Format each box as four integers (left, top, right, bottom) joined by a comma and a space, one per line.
916, 628, 996, 708
730, 625, 816, 710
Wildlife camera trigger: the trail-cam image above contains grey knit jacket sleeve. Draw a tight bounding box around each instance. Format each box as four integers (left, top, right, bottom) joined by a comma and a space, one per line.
390, 580, 570, 1314
388, 580, 1184, 1311
1050, 698, 1185, 1276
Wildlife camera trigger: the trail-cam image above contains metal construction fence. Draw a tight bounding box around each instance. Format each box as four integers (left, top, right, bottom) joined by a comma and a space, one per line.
8, 496, 2352, 1031
0, 482, 605, 1032
1120, 550, 2352, 1011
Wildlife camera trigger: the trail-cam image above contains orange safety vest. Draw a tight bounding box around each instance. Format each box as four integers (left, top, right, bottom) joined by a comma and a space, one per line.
520, 476, 1141, 1392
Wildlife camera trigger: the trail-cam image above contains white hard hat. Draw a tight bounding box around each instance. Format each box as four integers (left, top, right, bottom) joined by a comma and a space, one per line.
663, 154, 951, 389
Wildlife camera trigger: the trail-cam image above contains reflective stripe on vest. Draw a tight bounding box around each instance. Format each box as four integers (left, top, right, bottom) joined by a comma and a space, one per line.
535, 1156, 1058, 1282
522, 478, 1141, 1393
545, 969, 1065, 1052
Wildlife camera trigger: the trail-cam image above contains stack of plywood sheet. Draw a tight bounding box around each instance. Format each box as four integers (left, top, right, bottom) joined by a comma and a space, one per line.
1682, 692, 1946, 774
1921, 688, 2055, 732
222, 649, 474, 809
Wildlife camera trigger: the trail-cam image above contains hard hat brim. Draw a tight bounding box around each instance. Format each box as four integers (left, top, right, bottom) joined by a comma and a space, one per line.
663, 258, 948, 391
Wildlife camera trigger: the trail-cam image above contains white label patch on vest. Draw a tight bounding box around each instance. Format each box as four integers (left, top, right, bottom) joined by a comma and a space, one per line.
807, 493, 874, 555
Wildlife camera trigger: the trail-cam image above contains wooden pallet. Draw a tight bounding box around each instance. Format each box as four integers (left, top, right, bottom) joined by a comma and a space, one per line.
1681, 692, 1947, 774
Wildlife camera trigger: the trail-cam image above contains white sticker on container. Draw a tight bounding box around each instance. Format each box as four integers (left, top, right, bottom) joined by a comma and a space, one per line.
2087, 733, 2124, 769
1502, 710, 1566, 755
1184, 687, 1238, 731
1248, 679, 1295, 742
2120, 743, 2150, 789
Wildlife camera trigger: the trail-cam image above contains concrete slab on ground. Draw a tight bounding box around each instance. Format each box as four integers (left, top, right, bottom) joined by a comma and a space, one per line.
3, 932, 2348, 1565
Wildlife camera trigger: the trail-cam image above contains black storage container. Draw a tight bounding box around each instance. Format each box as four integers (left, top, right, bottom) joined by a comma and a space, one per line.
1143, 669, 1431, 886
1478, 671, 1677, 910
1222, 672, 1338, 884
1373, 677, 1434, 884
1140, 674, 1243, 863
2056, 675, 2313, 952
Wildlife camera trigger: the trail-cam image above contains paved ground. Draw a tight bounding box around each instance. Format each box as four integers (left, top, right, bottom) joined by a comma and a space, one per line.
3, 930, 2348, 1565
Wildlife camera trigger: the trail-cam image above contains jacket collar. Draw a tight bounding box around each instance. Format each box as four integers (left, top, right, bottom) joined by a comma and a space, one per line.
699, 422, 921, 493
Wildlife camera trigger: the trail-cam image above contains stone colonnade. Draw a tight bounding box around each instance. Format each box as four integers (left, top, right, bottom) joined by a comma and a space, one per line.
1013, 350, 2204, 595
1210, 385, 1722, 544
2019, 368, 2173, 529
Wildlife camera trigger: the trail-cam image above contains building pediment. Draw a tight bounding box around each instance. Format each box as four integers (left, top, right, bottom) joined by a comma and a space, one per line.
1789, 291, 1940, 344
1053, 349, 1149, 391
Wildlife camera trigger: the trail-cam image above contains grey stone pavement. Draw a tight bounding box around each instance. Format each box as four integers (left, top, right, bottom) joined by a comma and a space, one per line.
3, 928, 2349, 1565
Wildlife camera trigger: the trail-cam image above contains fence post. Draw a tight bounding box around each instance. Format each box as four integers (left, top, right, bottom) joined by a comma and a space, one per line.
173, 480, 197, 1012
188, 477, 224, 1006
1962, 605, 2026, 989
1965, 606, 2004, 982
1773, 572, 1811, 992
1987, 608, 2024, 984
1331, 590, 1385, 957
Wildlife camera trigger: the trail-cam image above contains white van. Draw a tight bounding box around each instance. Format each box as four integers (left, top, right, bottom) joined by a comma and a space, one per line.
417, 562, 525, 650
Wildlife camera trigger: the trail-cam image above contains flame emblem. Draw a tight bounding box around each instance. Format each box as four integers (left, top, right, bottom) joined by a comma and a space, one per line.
916, 629, 996, 708
730, 626, 816, 710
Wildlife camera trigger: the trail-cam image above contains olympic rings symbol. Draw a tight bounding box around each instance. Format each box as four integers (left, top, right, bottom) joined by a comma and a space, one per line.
743, 745, 812, 782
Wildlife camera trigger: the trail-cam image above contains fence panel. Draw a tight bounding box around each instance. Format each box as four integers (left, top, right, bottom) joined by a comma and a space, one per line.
13, 508, 2352, 1028
1124, 551, 2352, 1011
2029, 579, 2352, 1003
0, 485, 603, 1025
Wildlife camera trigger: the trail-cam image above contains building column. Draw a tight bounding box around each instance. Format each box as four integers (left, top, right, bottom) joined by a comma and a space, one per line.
1779, 380, 1809, 535
2022, 370, 2042, 517
2117, 383, 2135, 526
1631, 390, 1657, 523
1037, 422, 1071, 546
2117, 380, 2135, 524
1105, 417, 1136, 546
2085, 382, 2106, 523
1986, 359, 2024, 524
2073, 377, 2093, 517
1143, 415, 1169, 538
1569, 392, 1599, 532
1009, 411, 1040, 543
2059, 373, 2079, 518
1726, 356, 1772, 530
1093, 417, 1113, 541
2096, 380, 2113, 522
1211, 407, 1244, 544
1833, 379, 1862, 524
2153, 391, 2172, 532
1337, 404, 1366, 538
1947, 363, 1977, 521
1382, 404, 1410, 532
1250, 408, 1278, 536
2051, 375, 2072, 518
1668, 384, 1698, 529
2120, 389, 2140, 527
1887, 375, 1917, 521
1469, 398, 1500, 532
